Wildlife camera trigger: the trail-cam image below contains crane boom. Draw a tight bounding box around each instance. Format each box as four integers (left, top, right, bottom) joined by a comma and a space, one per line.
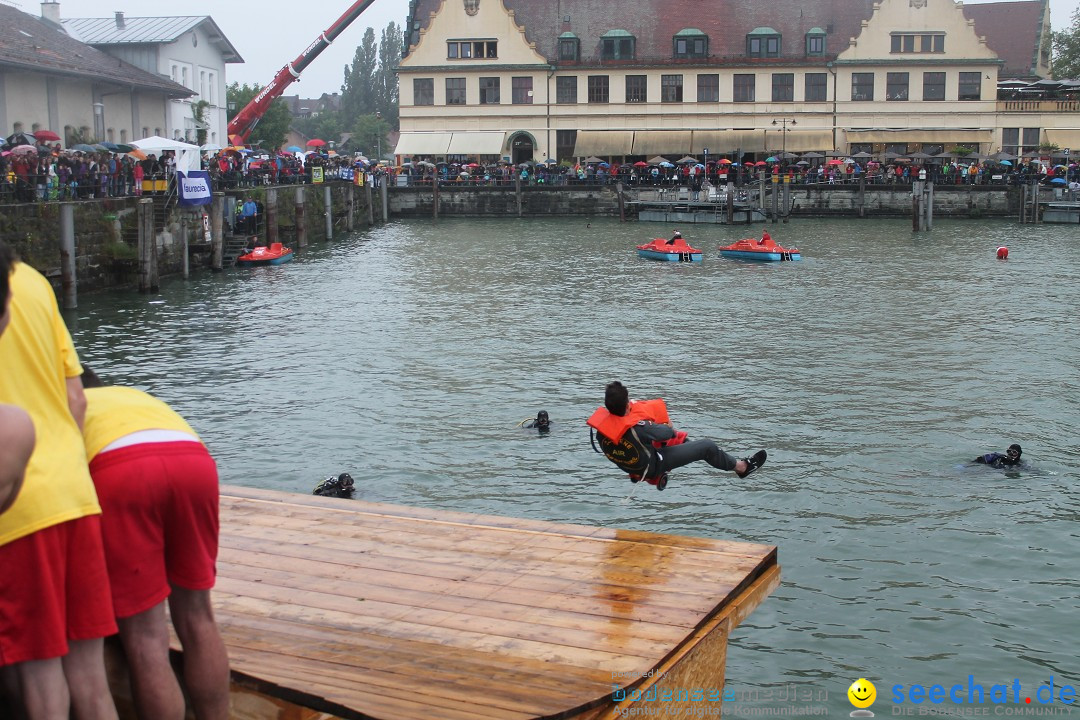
227, 0, 379, 143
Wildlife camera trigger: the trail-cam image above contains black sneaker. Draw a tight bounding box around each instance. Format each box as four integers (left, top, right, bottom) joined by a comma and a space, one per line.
736, 450, 767, 479
656, 473, 669, 491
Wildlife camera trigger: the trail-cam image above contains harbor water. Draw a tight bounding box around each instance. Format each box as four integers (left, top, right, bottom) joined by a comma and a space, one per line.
69, 217, 1079, 716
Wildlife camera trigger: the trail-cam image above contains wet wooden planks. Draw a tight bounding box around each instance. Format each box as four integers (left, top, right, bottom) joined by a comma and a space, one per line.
203, 486, 778, 720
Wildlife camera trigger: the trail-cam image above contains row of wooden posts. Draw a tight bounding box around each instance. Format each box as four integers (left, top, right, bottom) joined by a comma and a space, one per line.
57, 180, 391, 309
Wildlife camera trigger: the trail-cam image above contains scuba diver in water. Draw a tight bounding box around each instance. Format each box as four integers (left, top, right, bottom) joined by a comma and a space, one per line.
313, 473, 355, 498
587, 381, 766, 491
519, 410, 552, 433
973, 444, 1022, 469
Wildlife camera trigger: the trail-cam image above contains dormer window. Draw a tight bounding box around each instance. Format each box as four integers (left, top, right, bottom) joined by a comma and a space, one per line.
805, 28, 826, 56
747, 28, 780, 58
447, 40, 498, 59
558, 32, 579, 61
890, 32, 944, 53
601, 29, 635, 60
673, 28, 708, 59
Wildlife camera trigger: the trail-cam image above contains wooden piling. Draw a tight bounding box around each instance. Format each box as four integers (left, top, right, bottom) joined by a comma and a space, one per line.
516, 173, 523, 217
59, 203, 76, 309
324, 185, 333, 240
265, 189, 278, 246
347, 183, 355, 232
211, 193, 224, 271
137, 198, 158, 293
617, 181, 625, 221
726, 183, 734, 224
913, 180, 922, 231
432, 172, 439, 219
294, 187, 307, 248
782, 175, 791, 224
858, 174, 867, 218
380, 178, 389, 223
365, 175, 374, 226
771, 174, 779, 223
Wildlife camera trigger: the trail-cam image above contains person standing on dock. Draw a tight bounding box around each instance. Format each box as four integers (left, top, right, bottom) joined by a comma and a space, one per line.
241, 197, 258, 235
0, 241, 120, 720
80, 371, 230, 720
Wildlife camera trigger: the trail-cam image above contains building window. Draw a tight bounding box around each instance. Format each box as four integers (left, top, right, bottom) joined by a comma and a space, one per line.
661, 75, 683, 102
556, 76, 578, 103
747, 30, 780, 58
698, 74, 719, 102
891, 33, 944, 53
1022, 127, 1040, 153
851, 72, 874, 101
107, 128, 115, 142
479, 77, 500, 104
958, 72, 981, 101
601, 33, 635, 60
806, 31, 825, 56
733, 74, 755, 102
556, 129, 577, 160
208, 73, 215, 104
626, 75, 648, 103
772, 73, 794, 102
448, 40, 497, 59
805, 73, 827, 102
559, 35, 579, 61
512, 77, 533, 104
120, 129, 127, 143
446, 78, 466, 105
886, 143, 908, 156
850, 143, 873, 155
588, 75, 610, 103
414, 78, 434, 106
886, 72, 909, 101
923, 72, 946, 101
673, 32, 708, 59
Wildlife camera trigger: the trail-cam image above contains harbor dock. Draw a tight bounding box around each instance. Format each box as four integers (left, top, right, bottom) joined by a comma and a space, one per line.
110, 486, 779, 719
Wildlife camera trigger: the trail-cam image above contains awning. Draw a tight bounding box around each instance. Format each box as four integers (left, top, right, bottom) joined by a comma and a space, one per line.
393, 132, 452, 156
1042, 129, 1080, 149
632, 131, 692, 155
845, 129, 993, 144
764, 129, 833, 152
446, 131, 506, 155
572, 130, 634, 156
690, 130, 766, 154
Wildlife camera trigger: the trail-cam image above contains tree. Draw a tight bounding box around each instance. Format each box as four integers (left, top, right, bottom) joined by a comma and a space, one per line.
341, 28, 378, 120
1052, 9, 1080, 79
348, 113, 392, 161
226, 82, 292, 150
293, 110, 345, 147
192, 100, 210, 147
376, 22, 402, 127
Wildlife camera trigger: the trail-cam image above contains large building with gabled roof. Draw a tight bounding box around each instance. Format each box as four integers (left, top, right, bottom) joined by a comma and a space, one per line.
395, 0, 1071, 163
61, 6, 242, 147
0, 2, 191, 147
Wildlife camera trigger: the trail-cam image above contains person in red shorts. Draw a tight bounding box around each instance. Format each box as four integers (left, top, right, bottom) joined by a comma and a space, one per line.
80, 370, 229, 720
0, 242, 119, 720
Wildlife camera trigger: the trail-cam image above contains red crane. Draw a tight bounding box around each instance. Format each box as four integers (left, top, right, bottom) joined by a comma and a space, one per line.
227, 0, 379, 144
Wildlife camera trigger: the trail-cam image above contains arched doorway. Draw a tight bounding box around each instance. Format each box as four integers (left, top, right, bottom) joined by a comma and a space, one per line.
508, 132, 536, 165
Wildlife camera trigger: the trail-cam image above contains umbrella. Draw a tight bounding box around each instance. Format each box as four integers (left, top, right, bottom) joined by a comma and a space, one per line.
777, 151, 800, 159
766, 156, 779, 163
132, 136, 199, 152
585, 156, 604, 163
10, 144, 37, 156
658, 161, 675, 168
6, 132, 35, 146
542, 158, 557, 164
796, 160, 810, 166
677, 156, 698, 164
101, 142, 120, 151
633, 161, 649, 167
999, 160, 1013, 166
754, 160, 768, 166
287, 146, 304, 153
907, 151, 934, 160
851, 151, 874, 159
646, 155, 669, 165
598, 162, 610, 167
71, 143, 96, 153
717, 158, 732, 165
201, 143, 223, 152
1050, 177, 1067, 184
306, 139, 327, 147
34, 130, 61, 142
826, 159, 845, 165
127, 149, 148, 160
802, 152, 825, 159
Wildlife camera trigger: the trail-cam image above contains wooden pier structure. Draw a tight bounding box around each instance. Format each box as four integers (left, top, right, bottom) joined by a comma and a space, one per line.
112, 486, 779, 719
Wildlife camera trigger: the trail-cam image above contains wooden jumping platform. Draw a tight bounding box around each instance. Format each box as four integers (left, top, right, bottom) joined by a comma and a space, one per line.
121, 486, 779, 719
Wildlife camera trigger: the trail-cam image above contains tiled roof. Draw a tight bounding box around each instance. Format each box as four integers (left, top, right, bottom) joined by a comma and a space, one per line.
0, 5, 191, 95
407, 0, 1042, 72
963, 1, 1046, 78
63, 16, 243, 63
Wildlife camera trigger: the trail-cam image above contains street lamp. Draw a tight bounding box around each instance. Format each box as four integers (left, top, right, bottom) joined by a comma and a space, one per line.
771, 117, 796, 160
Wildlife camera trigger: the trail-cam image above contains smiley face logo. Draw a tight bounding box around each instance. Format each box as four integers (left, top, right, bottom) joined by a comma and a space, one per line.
848, 678, 877, 710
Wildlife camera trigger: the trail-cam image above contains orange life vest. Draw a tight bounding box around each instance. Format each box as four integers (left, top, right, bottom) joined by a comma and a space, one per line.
586, 398, 670, 443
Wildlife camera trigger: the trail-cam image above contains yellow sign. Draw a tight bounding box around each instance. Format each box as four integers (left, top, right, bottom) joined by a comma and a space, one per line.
355, 171, 364, 187
312, 167, 324, 184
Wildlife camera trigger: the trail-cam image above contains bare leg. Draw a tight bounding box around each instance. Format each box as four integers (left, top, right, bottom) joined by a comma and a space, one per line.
61, 638, 118, 720
15, 657, 69, 720
117, 601, 184, 720
168, 586, 229, 720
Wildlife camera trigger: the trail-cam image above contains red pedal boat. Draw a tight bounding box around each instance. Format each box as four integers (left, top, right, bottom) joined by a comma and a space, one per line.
718, 235, 801, 262
236, 242, 294, 267
636, 237, 703, 263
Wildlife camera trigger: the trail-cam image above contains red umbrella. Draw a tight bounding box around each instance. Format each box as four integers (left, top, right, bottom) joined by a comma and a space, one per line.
754, 160, 767, 166
633, 161, 649, 167
34, 130, 61, 142
306, 139, 327, 147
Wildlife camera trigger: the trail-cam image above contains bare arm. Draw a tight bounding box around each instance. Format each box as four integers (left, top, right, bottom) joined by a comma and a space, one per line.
0, 405, 35, 514
66, 376, 87, 431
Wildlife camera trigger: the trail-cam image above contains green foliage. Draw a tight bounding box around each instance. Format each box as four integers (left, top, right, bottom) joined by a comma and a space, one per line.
952, 146, 975, 156
293, 110, 346, 147
1038, 142, 1060, 152
192, 100, 211, 147
226, 83, 292, 150
348, 113, 392, 161
339, 22, 401, 130
1052, 9, 1080, 79
341, 28, 378, 119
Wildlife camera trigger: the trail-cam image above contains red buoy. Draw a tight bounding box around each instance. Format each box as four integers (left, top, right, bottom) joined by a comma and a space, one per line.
996, 246, 1009, 260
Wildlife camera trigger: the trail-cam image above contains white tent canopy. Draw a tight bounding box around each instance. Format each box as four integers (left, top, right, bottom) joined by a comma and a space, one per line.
132, 136, 200, 153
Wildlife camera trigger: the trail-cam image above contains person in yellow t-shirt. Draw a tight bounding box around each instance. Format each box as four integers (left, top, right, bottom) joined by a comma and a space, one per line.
81, 371, 229, 720
0, 248, 35, 515
0, 245, 118, 720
